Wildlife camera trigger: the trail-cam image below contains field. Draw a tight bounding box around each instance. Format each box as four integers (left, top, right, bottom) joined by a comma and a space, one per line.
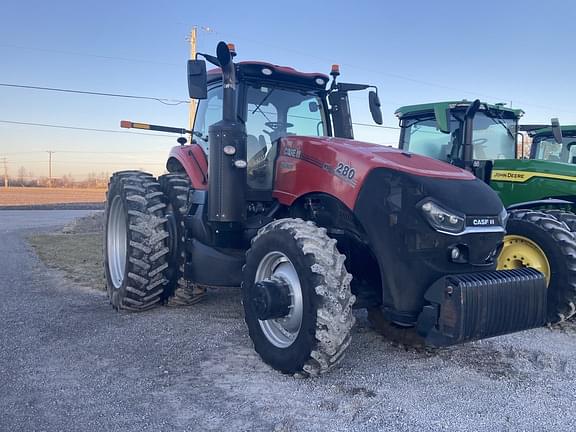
0, 187, 106, 207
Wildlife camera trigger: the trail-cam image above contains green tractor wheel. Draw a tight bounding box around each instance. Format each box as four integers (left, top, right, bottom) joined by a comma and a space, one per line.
498, 210, 576, 323
543, 210, 576, 232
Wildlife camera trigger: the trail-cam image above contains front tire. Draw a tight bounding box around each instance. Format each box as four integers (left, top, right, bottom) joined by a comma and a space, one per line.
498, 210, 576, 323
242, 218, 355, 376
104, 171, 172, 311
543, 209, 576, 232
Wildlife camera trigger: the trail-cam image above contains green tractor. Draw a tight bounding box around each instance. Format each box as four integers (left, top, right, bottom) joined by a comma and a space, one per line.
394, 100, 576, 323
525, 123, 576, 166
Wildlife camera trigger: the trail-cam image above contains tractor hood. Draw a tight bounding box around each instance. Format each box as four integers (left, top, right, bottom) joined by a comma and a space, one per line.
287, 136, 475, 180
273, 136, 477, 210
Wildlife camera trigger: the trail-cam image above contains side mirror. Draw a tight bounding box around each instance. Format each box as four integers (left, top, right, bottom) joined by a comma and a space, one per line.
551, 118, 563, 144
369, 91, 383, 125
187, 59, 207, 100
434, 106, 450, 133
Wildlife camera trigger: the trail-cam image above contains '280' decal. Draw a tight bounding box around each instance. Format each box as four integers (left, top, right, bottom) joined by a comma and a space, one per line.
336, 162, 355, 180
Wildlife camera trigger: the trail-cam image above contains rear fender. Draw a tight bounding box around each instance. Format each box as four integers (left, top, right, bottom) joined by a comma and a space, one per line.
166, 144, 208, 190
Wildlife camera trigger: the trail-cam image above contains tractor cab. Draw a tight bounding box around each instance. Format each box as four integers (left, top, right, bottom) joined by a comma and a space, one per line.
529, 125, 576, 165
395, 100, 522, 181
189, 50, 382, 197
194, 61, 332, 192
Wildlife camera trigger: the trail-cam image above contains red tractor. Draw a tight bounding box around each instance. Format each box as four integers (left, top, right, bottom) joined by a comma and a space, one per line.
104, 42, 547, 376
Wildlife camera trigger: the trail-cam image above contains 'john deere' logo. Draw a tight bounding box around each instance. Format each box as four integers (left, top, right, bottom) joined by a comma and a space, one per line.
491, 170, 576, 183
492, 171, 526, 180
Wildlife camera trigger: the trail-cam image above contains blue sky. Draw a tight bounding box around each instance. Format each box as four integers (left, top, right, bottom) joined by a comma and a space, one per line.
1, 0, 575, 179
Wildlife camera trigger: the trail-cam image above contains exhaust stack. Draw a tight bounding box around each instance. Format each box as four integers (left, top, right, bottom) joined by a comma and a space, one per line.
207, 42, 247, 227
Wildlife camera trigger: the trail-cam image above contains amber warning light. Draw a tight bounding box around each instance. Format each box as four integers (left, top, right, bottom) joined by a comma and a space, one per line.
331, 64, 340, 77
227, 43, 237, 57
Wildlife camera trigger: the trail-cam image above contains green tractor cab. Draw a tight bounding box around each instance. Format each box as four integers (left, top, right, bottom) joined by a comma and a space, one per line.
528, 125, 576, 165
395, 100, 576, 322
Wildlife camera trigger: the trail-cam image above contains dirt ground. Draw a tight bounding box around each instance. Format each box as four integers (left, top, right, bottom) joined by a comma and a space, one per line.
22, 212, 576, 431
0, 187, 105, 207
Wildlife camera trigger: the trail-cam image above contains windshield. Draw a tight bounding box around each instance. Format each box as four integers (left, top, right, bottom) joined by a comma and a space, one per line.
243, 84, 328, 191
532, 136, 576, 164
400, 110, 517, 162
245, 84, 327, 152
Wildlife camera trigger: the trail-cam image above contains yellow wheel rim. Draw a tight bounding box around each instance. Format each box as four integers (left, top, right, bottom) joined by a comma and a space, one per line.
497, 235, 551, 285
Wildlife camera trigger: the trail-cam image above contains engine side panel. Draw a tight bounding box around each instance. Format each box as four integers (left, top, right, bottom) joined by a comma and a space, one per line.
166, 144, 208, 190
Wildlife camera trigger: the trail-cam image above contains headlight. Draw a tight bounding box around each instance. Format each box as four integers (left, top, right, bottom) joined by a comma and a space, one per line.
420, 200, 465, 234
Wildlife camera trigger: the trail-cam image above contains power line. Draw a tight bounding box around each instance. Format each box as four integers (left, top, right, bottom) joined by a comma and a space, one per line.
208, 29, 575, 115
0, 83, 189, 105
13, 160, 162, 166
1, 35, 573, 115
0, 119, 181, 137
0, 150, 167, 156
0, 43, 180, 67
353, 122, 400, 130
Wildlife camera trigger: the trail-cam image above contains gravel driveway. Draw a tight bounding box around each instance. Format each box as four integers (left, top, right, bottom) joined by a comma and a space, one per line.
1, 211, 575, 431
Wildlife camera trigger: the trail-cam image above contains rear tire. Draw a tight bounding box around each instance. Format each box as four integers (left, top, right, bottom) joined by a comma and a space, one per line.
498, 210, 576, 323
242, 218, 355, 376
104, 171, 172, 311
159, 172, 206, 306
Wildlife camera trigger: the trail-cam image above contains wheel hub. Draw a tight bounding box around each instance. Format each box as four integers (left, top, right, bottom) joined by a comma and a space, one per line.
497, 235, 551, 285
254, 252, 303, 348
250, 278, 292, 320
106, 195, 127, 289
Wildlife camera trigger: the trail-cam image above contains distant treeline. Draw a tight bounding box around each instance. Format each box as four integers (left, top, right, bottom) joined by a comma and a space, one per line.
4, 170, 109, 188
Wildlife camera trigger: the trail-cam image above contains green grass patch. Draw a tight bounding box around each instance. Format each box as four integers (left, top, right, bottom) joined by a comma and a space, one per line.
29, 233, 105, 291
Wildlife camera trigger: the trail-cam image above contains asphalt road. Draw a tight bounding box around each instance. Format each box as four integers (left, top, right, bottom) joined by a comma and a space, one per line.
1, 210, 575, 431
0, 210, 97, 233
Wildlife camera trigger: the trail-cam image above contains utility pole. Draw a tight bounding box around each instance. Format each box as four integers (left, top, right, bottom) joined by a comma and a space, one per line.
187, 26, 213, 135
47, 151, 55, 188
188, 26, 198, 134
1, 157, 8, 188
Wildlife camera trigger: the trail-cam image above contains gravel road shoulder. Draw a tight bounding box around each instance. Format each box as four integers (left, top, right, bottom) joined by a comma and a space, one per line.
2, 213, 575, 431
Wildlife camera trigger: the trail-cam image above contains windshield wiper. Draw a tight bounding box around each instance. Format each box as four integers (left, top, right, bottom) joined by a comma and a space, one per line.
252, 89, 275, 121
487, 112, 516, 140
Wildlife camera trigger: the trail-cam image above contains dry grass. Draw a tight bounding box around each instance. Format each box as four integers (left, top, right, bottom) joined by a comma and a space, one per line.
29, 233, 106, 291
0, 187, 106, 206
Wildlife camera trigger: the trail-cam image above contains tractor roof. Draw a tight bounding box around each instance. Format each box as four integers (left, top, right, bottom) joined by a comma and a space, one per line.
531, 125, 576, 138
208, 61, 330, 90
394, 100, 524, 119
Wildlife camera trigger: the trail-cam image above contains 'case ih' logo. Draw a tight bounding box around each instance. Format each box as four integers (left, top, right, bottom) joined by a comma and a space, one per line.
283, 147, 301, 158
472, 218, 496, 226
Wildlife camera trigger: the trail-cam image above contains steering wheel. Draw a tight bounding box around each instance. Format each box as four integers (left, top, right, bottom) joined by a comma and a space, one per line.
472, 138, 488, 146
